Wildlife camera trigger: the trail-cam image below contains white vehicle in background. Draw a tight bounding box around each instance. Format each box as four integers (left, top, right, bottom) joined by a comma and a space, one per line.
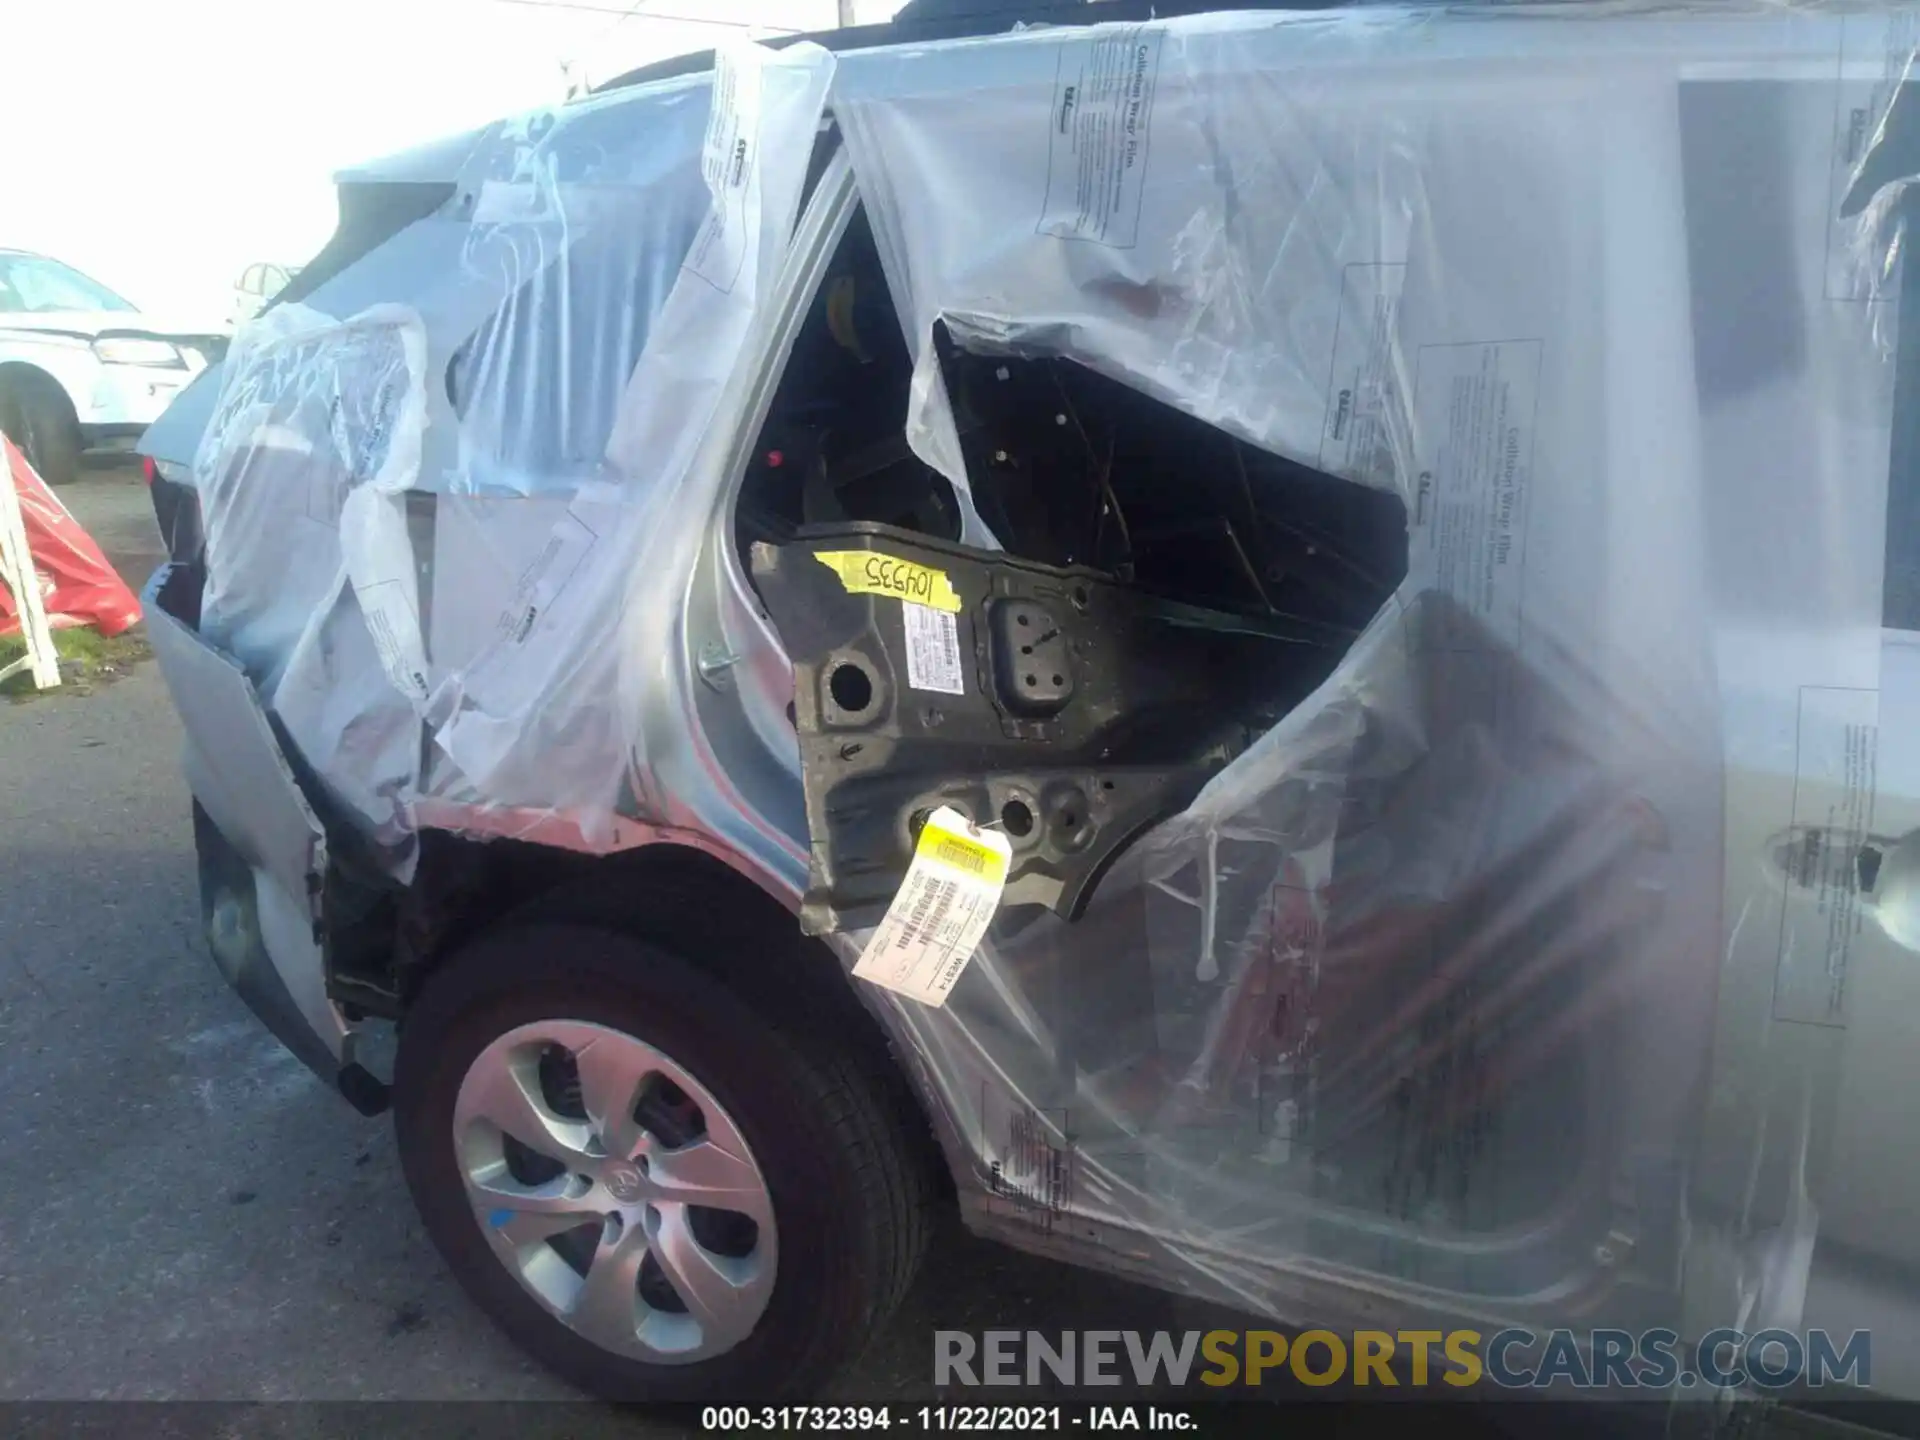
0, 248, 225, 485
231, 261, 300, 329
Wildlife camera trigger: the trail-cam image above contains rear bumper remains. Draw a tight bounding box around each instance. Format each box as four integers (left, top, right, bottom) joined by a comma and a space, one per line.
141, 564, 384, 1111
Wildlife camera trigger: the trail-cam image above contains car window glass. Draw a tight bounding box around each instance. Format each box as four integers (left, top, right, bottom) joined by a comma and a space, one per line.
0, 255, 136, 313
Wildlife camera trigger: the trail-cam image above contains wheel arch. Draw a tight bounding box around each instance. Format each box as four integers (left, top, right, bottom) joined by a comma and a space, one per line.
387, 847, 946, 1401
389, 834, 953, 1194
0, 358, 81, 418
397, 835, 827, 1000
0, 359, 85, 484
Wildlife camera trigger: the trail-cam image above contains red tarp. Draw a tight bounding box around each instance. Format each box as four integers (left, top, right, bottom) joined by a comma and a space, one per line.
0, 437, 142, 638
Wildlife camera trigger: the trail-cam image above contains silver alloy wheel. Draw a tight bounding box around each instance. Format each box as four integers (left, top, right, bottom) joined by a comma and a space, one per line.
453, 1019, 778, 1364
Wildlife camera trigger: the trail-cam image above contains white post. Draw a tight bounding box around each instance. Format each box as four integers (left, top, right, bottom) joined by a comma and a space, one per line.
0, 440, 63, 690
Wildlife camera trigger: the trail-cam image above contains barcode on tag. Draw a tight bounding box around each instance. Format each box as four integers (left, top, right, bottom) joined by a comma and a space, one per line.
926, 837, 989, 874
852, 806, 1011, 1009
898, 876, 959, 951
903, 601, 965, 696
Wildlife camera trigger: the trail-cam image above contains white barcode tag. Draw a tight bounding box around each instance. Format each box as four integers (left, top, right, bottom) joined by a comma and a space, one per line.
852, 806, 1011, 1008
903, 601, 965, 696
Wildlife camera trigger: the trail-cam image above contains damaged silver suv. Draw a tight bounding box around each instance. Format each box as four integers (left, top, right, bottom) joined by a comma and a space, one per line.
139, 0, 1920, 1408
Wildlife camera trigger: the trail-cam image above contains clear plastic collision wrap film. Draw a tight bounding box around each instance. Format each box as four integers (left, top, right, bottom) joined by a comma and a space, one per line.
182, 1, 1920, 1353
825, 5, 1917, 1347
192, 302, 432, 857
190, 40, 838, 868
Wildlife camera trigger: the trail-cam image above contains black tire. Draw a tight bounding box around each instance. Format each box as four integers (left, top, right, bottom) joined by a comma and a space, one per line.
0, 370, 81, 487
393, 921, 935, 1403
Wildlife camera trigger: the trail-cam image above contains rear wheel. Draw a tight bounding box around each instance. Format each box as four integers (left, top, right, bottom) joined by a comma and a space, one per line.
393, 922, 935, 1402
0, 370, 80, 486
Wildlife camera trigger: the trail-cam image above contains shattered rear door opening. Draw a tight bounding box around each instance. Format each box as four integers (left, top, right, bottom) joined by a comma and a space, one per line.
753, 530, 1365, 936
741, 203, 1408, 932
749, 4, 1911, 1347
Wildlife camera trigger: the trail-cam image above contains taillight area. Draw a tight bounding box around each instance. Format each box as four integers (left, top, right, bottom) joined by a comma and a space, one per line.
143, 455, 206, 567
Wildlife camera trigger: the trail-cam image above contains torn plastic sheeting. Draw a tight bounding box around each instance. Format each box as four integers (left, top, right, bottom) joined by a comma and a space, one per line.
427, 39, 836, 814
192, 61, 725, 845
822, 4, 1910, 1344
184, 39, 837, 863
834, 10, 1426, 506
832, 5, 1917, 508
228, 74, 717, 508
436, 75, 716, 499
193, 304, 427, 693
188, 302, 431, 862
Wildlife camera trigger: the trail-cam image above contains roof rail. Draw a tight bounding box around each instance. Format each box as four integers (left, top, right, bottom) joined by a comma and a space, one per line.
588, 0, 1344, 97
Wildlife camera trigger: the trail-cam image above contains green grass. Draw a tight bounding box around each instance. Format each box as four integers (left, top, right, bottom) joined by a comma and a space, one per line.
0, 624, 152, 699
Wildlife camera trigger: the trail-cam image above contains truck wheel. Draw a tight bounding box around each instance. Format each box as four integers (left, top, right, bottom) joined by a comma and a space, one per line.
393, 921, 934, 1403
0, 371, 80, 487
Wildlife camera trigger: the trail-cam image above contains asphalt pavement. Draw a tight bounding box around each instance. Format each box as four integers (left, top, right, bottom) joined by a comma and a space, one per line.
0, 464, 1217, 1409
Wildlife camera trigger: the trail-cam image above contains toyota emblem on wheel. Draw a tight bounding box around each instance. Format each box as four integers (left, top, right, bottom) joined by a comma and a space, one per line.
603, 1162, 644, 1204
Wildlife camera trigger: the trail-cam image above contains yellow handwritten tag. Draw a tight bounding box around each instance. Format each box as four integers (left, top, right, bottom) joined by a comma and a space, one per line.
852, 806, 1011, 1008
813, 550, 962, 613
